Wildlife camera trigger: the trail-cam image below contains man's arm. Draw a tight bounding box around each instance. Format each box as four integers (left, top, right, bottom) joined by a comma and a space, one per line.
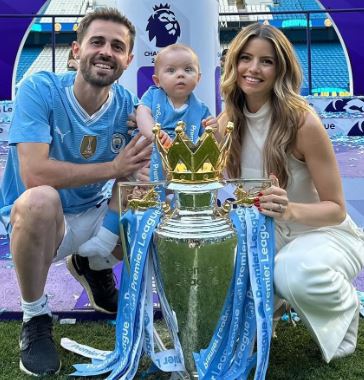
18, 135, 152, 189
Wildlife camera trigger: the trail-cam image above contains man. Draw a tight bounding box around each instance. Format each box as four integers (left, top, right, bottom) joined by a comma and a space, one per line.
0, 8, 150, 377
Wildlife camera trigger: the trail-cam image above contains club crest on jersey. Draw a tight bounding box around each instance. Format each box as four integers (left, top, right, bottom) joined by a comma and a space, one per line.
80, 135, 97, 159
111, 133, 126, 153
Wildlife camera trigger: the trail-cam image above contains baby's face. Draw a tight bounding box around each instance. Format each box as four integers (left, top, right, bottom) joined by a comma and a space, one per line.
153, 49, 200, 105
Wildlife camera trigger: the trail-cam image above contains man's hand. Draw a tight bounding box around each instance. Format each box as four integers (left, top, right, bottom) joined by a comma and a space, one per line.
112, 134, 152, 178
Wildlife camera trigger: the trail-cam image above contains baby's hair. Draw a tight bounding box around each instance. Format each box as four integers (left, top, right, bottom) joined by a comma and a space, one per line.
154, 44, 200, 73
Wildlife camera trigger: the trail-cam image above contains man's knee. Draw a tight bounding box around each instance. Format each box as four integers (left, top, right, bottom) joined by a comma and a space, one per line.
11, 186, 62, 227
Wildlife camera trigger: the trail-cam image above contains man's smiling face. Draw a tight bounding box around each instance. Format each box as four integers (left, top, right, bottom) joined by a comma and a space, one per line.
74, 19, 133, 87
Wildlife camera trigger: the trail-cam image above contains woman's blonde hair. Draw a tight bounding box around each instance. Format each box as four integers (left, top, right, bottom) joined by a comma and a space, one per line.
221, 23, 312, 188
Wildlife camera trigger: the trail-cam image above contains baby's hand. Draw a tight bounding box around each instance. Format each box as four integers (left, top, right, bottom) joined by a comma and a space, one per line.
159, 130, 173, 149
202, 116, 218, 131
127, 113, 137, 135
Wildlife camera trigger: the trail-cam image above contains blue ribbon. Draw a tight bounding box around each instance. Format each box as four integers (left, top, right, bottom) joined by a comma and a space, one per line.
71, 208, 162, 377
194, 207, 275, 380
143, 247, 185, 372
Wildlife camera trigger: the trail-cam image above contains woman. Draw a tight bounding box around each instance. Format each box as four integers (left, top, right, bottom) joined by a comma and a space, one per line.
219, 23, 364, 363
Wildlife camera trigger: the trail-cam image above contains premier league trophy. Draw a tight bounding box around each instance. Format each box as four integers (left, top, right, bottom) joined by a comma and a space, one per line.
69, 122, 274, 379
153, 122, 237, 377
150, 122, 272, 378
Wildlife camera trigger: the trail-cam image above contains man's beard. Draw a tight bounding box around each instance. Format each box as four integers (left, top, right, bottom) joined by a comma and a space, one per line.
80, 58, 123, 87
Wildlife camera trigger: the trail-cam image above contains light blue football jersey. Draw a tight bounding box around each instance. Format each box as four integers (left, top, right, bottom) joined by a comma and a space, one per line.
0, 71, 138, 226
140, 85, 210, 139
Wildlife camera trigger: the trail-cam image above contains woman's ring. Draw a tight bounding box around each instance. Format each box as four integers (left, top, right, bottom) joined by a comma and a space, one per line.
278, 204, 283, 213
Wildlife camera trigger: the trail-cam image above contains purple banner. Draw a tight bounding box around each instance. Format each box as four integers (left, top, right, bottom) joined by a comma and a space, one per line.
0, 0, 48, 101
318, 1, 364, 95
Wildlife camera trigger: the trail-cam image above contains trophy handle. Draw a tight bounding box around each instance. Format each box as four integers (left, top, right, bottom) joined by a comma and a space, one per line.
218, 178, 272, 214
117, 181, 166, 273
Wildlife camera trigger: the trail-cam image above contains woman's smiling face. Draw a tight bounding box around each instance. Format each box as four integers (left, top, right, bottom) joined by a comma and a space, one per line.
237, 37, 277, 111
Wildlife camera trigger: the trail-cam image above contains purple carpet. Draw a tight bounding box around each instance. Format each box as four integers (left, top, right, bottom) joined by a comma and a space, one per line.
1, 235, 364, 320
0, 237, 161, 320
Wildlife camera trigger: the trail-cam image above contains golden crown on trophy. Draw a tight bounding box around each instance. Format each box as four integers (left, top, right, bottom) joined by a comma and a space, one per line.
152, 121, 234, 183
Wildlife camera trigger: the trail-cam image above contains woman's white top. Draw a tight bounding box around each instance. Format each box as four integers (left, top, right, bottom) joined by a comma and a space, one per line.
240, 101, 363, 244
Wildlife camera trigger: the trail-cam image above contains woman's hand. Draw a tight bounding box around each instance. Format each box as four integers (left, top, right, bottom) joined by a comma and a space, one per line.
255, 174, 290, 220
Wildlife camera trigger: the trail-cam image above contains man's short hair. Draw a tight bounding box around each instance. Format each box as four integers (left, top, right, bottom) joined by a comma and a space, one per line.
77, 7, 136, 53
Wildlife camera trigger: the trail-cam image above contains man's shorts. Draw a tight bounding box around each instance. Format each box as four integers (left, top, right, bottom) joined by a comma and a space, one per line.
55, 201, 108, 262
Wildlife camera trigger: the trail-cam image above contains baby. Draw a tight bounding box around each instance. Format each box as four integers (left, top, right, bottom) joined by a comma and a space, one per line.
135, 44, 218, 178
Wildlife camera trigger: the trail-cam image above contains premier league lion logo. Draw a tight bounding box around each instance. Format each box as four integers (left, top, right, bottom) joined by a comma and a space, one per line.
348, 120, 364, 136
325, 98, 364, 113
146, 3, 181, 48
